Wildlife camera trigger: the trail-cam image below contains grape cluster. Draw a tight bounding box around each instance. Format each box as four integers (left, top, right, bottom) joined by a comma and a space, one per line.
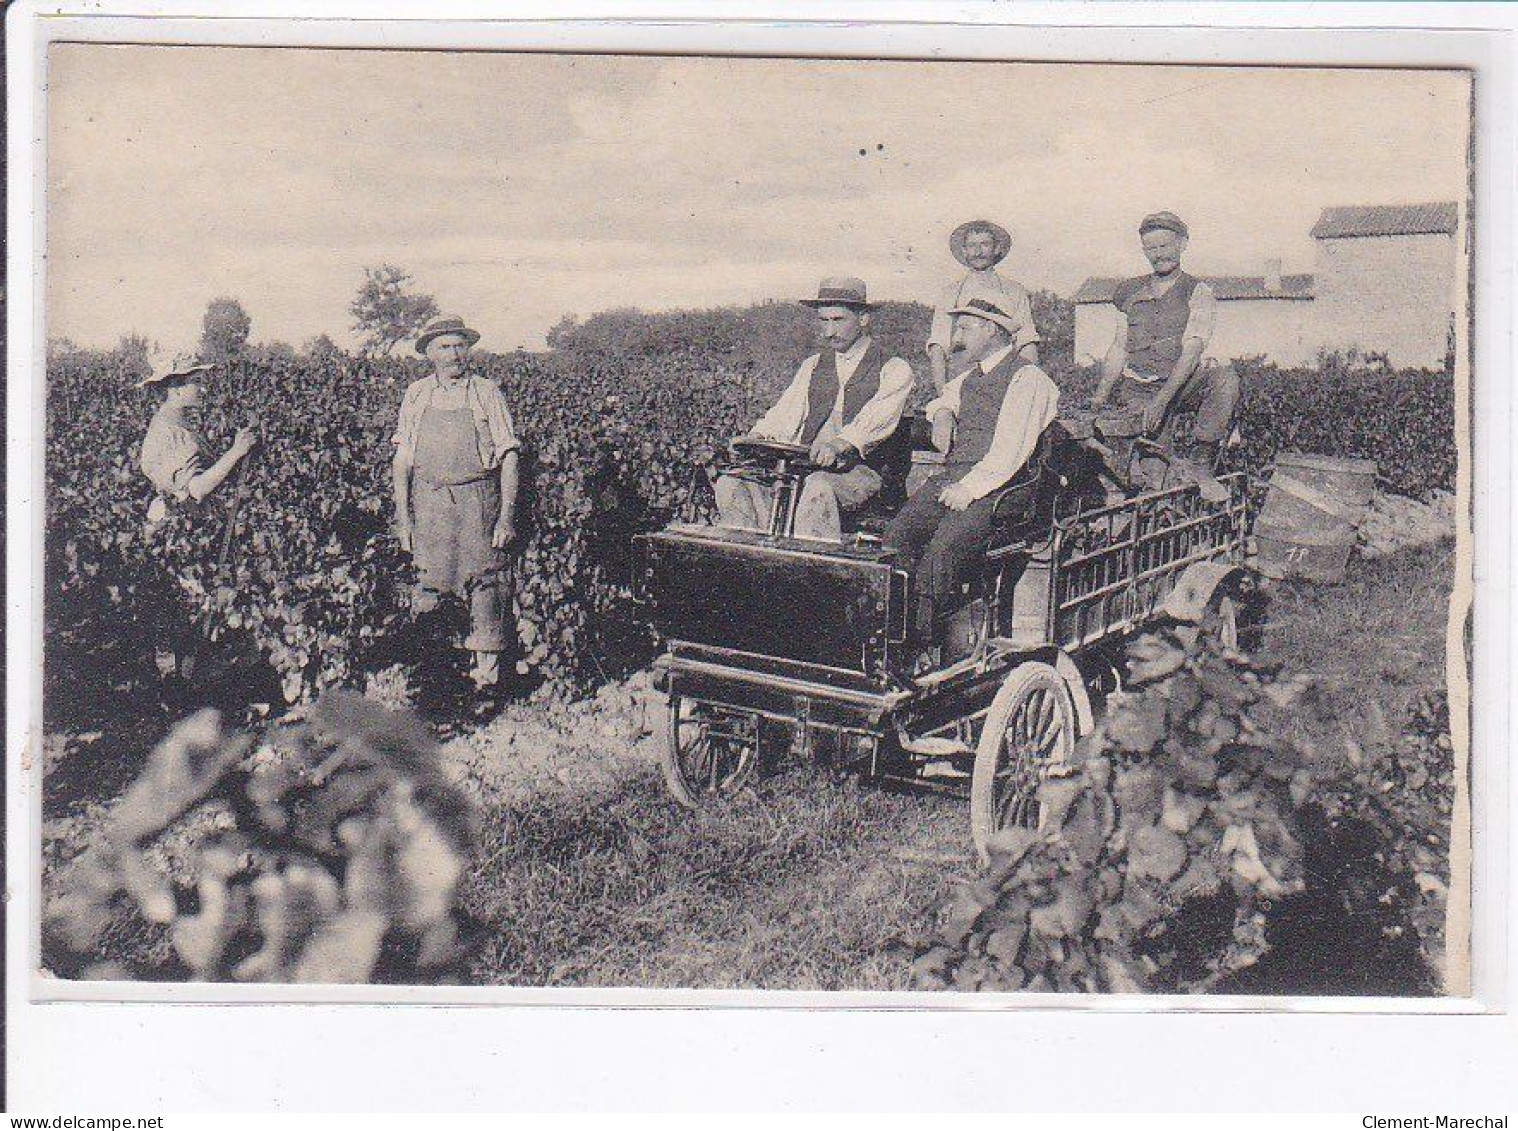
909, 626, 1317, 994
43, 693, 479, 983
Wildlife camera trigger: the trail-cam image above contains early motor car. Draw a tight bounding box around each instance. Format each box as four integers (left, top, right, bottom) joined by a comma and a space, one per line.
634, 413, 1251, 859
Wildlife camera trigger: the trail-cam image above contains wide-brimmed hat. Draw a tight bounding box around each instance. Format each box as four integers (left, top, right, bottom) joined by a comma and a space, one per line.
415, 316, 482, 355
1139, 210, 1189, 239
949, 219, 1012, 268
799, 276, 874, 310
135, 350, 214, 389
946, 297, 1024, 338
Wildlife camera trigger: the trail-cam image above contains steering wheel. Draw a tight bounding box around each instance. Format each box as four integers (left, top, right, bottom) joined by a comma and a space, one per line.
728, 436, 817, 469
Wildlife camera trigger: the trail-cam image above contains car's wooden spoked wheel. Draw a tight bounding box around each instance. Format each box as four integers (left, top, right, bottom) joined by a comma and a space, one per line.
970, 662, 1077, 862
661, 695, 760, 809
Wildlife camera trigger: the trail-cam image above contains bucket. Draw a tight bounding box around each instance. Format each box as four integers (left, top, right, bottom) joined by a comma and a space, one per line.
1254, 452, 1377, 582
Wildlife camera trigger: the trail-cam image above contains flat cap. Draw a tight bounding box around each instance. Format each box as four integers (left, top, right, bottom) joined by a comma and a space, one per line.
1139, 211, 1189, 238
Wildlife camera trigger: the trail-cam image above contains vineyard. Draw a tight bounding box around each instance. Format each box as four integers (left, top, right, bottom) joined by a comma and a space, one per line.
41, 300, 1462, 991
45, 303, 1456, 718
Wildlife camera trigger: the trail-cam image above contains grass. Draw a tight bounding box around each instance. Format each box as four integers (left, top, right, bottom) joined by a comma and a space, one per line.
40, 538, 1458, 990
1255, 537, 1454, 769
462, 763, 967, 989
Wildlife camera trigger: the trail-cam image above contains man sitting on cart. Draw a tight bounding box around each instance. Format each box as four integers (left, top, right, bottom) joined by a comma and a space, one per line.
884, 296, 1060, 660
1091, 210, 1240, 470
714, 276, 914, 541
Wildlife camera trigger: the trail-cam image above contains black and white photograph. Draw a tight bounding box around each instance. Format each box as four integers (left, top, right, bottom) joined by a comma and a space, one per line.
24, 34, 1480, 1006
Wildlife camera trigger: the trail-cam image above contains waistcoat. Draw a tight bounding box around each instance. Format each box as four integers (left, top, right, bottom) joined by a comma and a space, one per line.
799, 340, 886, 451
1114, 271, 1199, 378
947, 352, 1026, 469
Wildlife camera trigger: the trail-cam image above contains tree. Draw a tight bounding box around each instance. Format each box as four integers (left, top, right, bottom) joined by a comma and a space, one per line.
46, 337, 80, 362
250, 340, 297, 366
545, 313, 580, 352
199, 297, 252, 363
302, 333, 344, 362
350, 265, 439, 357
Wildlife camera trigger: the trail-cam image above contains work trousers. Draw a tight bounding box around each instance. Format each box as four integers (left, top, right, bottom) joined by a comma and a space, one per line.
1115, 360, 1241, 444
715, 464, 882, 541
882, 470, 999, 644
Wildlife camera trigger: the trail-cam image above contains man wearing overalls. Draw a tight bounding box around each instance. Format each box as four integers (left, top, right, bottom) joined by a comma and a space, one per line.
715, 276, 913, 541
392, 316, 520, 691
1092, 210, 1240, 468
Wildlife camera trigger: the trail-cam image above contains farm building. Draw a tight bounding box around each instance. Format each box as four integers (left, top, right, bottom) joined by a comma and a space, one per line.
1072, 202, 1459, 369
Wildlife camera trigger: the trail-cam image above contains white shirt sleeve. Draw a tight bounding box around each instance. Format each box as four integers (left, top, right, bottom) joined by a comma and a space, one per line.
1005, 285, 1042, 352
835, 357, 915, 455
1183, 281, 1217, 349
926, 281, 961, 352
955, 367, 1061, 501
924, 372, 966, 422
750, 356, 816, 442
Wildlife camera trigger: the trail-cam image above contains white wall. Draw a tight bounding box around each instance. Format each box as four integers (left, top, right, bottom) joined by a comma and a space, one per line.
1312, 231, 1456, 368
1075, 297, 1318, 367
1209, 299, 1318, 366
1074, 302, 1120, 365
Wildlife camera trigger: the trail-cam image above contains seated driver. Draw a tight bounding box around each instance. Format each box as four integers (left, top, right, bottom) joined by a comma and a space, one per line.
884, 297, 1060, 656
715, 276, 913, 541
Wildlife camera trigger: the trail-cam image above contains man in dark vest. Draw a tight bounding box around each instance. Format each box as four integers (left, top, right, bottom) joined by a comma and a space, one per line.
715, 276, 914, 540
884, 297, 1060, 654
1092, 210, 1240, 467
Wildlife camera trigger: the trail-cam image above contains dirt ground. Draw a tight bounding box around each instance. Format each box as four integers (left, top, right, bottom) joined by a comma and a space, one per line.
40, 535, 1458, 990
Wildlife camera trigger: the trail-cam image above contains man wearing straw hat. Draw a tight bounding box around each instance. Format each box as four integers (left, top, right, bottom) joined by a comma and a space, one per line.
885, 296, 1059, 659
138, 350, 259, 525
136, 349, 260, 680
927, 219, 1040, 392
714, 276, 913, 541
1092, 210, 1240, 469
392, 316, 520, 692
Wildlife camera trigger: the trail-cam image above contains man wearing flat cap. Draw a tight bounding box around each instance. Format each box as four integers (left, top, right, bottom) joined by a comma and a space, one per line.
927, 219, 1040, 393
715, 276, 913, 541
885, 296, 1060, 657
392, 315, 520, 691
1093, 211, 1240, 467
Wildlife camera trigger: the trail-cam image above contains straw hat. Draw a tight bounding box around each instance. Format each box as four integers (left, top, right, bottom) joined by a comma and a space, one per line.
799, 276, 874, 310
135, 350, 214, 389
945, 297, 1024, 338
949, 219, 1011, 268
415, 316, 482, 354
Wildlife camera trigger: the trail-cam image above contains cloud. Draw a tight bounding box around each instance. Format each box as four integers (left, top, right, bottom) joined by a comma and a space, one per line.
45, 47, 1469, 351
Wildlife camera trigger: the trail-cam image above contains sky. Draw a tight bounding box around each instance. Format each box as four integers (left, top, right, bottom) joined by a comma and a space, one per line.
46, 46, 1470, 353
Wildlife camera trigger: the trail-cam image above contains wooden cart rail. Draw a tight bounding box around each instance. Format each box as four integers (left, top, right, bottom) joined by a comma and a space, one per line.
1050, 472, 1248, 651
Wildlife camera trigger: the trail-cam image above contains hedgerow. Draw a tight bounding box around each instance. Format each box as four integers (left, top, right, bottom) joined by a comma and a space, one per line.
45, 309, 1457, 715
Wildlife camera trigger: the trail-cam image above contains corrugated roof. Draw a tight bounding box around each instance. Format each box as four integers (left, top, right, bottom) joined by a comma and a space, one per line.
1309, 202, 1458, 239
1072, 274, 1316, 305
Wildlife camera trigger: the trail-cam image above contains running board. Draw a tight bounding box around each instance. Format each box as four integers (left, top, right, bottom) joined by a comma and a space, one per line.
899, 734, 974, 757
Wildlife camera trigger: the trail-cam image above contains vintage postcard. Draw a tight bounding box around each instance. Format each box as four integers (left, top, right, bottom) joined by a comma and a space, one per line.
28, 37, 1478, 1008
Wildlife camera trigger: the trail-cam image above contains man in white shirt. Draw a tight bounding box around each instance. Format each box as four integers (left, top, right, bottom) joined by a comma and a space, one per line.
715, 276, 914, 541
885, 297, 1060, 652
1092, 210, 1240, 467
927, 219, 1040, 392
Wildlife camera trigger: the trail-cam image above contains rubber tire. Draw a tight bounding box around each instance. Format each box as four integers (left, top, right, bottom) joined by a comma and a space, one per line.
970, 661, 1078, 863
659, 694, 759, 810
